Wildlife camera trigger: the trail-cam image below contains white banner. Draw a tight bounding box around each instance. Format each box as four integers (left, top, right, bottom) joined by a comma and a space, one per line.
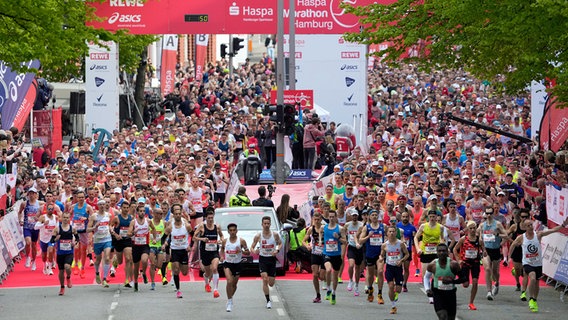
285, 35, 368, 146
531, 81, 548, 140
546, 185, 568, 226
541, 232, 566, 277
85, 41, 120, 136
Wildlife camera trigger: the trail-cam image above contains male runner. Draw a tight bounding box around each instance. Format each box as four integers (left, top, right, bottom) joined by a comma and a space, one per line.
34, 202, 59, 275
303, 212, 327, 302
344, 210, 364, 296
194, 208, 224, 298
424, 243, 461, 320
71, 190, 94, 278
149, 209, 167, 290
478, 207, 508, 300
220, 222, 250, 312
380, 225, 410, 314
453, 220, 483, 310
359, 209, 385, 304
162, 203, 193, 298
18, 187, 42, 271
51, 212, 79, 295
319, 210, 346, 305
128, 203, 157, 291
87, 200, 113, 288
414, 209, 445, 303
110, 201, 134, 287
397, 211, 417, 291
251, 216, 283, 309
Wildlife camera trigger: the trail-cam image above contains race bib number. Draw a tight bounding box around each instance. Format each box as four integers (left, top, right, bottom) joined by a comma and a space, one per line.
370, 234, 383, 246
387, 251, 401, 265
205, 240, 218, 251
437, 277, 454, 290
27, 215, 36, 224
134, 236, 147, 245
260, 244, 275, 256
348, 230, 357, 243
483, 232, 496, 243
404, 237, 411, 248
172, 235, 187, 247
325, 240, 338, 252
424, 243, 437, 254
465, 249, 478, 259
73, 220, 85, 231
59, 240, 72, 251
119, 227, 129, 237
313, 244, 324, 255
97, 222, 109, 234
525, 252, 538, 263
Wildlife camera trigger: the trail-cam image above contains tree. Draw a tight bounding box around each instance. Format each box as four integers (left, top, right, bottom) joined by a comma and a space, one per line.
343, 0, 568, 105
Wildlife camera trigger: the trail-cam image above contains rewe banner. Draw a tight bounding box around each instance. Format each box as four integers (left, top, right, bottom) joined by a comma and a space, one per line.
89, 0, 395, 35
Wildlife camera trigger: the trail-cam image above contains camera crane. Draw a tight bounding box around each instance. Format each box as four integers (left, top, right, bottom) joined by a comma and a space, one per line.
439, 112, 533, 145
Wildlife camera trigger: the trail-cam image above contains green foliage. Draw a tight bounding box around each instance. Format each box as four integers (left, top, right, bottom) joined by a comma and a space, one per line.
343, 0, 568, 105
0, 0, 156, 81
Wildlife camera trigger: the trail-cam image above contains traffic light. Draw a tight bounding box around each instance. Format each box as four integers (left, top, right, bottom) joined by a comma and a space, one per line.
267, 105, 283, 125
283, 104, 296, 133
232, 37, 244, 54
220, 44, 228, 58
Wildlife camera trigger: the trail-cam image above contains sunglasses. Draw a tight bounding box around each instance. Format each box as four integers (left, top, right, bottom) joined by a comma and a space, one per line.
520, 215, 529, 219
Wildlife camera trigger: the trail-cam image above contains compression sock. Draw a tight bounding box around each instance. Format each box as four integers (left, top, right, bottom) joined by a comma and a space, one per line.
174, 274, 180, 290
213, 273, 219, 290
103, 263, 110, 279
265, 294, 270, 302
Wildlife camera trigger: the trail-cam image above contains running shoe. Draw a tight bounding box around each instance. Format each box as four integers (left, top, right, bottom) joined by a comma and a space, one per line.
325, 290, 332, 300
124, 281, 132, 288
59, 287, 65, 296
150, 283, 156, 290
402, 285, 408, 293
313, 296, 321, 303
394, 292, 399, 302
367, 288, 374, 302
377, 294, 384, 304
96, 274, 102, 284
73, 266, 79, 275
177, 290, 183, 299
428, 297, 434, 304
25, 256, 31, 268
511, 268, 516, 276
31, 261, 37, 271
516, 284, 521, 292
205, 283, 212, 293
89, 259, 94, 266
226, 301, 233, 312
103, 280, 109, 288
213, 290, 220, 298
330, 294, 336, 305
375, 276, 378, 284
347, 281, 353, 291
414, 269, 420, 277
162, 277, 169, 285
492, 283, 499, 296
266, 301, 272, 309
364, 286, 369, 294
67, 276, 72, 288
520, 291, 527, 301
468, 303, 477, 310
43, 264, 48, 275
486, 292, 494, 301
110, 267, 116, 278
48, 267, 54, 275
390, 307, 397, 314
354, 288, 360, 296
529, 299, 538, 312
503, 260, 508, 267
142, 273, 148, 284
80, 269, 86, 279
295, 263, 301, 273
338, 277, 343, 284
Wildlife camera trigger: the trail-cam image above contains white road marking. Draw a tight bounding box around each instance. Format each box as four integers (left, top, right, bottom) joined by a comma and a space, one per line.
271, 295, 280, 302
276, 308, 286, 316
110, 302, 118, 311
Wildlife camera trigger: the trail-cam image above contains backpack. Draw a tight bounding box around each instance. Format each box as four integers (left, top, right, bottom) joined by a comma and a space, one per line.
290, 123, 304, 144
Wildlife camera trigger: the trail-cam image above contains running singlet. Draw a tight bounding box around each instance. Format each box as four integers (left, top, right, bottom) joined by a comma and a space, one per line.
444, 214, 461, 242
481, 220, 501, 249
323, 224, 341, 257
188, 188, 203, 213
23, 201, 40, 229
93, 213, 112, 243
469, 199, 484, 224
224, 238, 242, 264
385, 240, 403, 266
150, 220, 165, 248
200, 224, 219, 252
72, 203, 89, 233
170, 221, 189, 250
343, 193, 354, 207
421, 223, 442, 255
521, 233, 542, 267
365, 223, 385, 258
347, 222, 362, 248
259, 232, 277, 257
116, 214, 133, 238
133, 219, 149, 246
460, 236, 481, 263
396, 222, 416, 251
56, 224, 74, 255
433, 257, 455, 290
311, 225, 324, 255
38, 215, 57, 243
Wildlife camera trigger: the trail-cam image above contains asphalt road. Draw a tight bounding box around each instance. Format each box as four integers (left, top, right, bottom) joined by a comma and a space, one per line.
1, 278, 567, 320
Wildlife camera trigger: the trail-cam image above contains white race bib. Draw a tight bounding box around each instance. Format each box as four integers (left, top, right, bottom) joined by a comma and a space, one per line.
73, 220, 85, 231
424, 243, 437, 254
483, 232, 496, 243
119, 227, 129, 237
370, 234, 383, 246
313, 244, 324, 255
134, 236, 147, 245
205, 240, 218, 251
437, 277, 454, 291
59, 240, 72, 251
465, 249, 478, 259
325, 240, 338, 252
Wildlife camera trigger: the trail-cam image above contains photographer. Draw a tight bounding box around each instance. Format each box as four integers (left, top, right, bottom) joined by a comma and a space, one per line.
252, 185, 275, 208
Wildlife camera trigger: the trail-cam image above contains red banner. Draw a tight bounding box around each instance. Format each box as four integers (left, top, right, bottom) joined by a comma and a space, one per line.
11, 79, 38, 131
160, 35, 178, 96
539, 95, 568, 152
194, 34, 209, 83
270, 90, 314, 109
32, 109, 62, 156
88, 0, 395, 35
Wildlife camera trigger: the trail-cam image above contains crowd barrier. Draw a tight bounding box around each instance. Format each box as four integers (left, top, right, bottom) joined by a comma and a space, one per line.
0, 210, 26, 284
544, 184, 568, 300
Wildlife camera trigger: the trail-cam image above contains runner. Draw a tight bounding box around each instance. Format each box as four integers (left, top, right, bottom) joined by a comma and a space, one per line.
453, 220, 483, 310
128, 203, 157, 291
466, 186, 491, 225
194, 208, 224, 298
396, 211, 417, 291
162, 203, 193, 298
358, 209, 385, 304
251, 216, 283, 309
478, 207, 509, 301
509, 217, 568, 312
414, 209, 446, 303
51, 212, 78, 296
423, 243, 461, 320
34, 201, 59, 275
508, 209, 528, 292
302, 212, 327, 302
110, 201, 134, 288
148, 209, 167, 290
87, 200, 113, 288
380, 225, 410, 314
220, 222, 250, 312
319, 210, 346, 305
18, 187, 42, 271
71, 190, 94, 278
344, 210, 365, 296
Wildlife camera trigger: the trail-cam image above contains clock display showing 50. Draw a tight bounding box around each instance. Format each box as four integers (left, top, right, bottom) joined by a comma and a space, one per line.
185, 14, 208, 22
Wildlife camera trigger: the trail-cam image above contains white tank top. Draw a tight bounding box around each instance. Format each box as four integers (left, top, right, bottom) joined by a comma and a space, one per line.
212, 172, 227, 193
39, 215, 58, 243
224, 238, 242, 263
259, 232, 276, 257
347, 222, 362, 247
170, 220, 189, 250
444, 214, 461, 241
133, 218, 149, 246
93, 213, 112, 243
188, 188, 203, 213
521, 233, 542, 267
385, 239, 403, 266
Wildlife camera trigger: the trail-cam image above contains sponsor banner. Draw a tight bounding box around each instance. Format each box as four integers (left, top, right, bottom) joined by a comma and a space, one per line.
541, 232, 565, 277
85, 41, 120, 136
0, 60, 40, 129
11, 79, 38, 131
312, 172, 335, 197
259, 169, 273, 181
0, 234, 9, 277
0, 212, 22, 259
531, 80, 547, 139
269, 90, 314, 108
224, 170, 241, 206
194, 34, 209, 83
89, 0, 395, 35
287, 169, 312, 181
32, 109, 63, 156
546, 185, 568, 227
554, 239, 568, 284
160, 35, 178, 96
539, 79, 568, 152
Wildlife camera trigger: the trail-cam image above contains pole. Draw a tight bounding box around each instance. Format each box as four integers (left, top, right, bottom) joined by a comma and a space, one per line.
275, 0, 285, 184
229, 34, 234, 78
288, 0, 295, 90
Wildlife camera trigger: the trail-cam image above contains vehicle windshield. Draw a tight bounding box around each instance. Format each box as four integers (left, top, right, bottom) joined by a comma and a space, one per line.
215, 211, 277, 231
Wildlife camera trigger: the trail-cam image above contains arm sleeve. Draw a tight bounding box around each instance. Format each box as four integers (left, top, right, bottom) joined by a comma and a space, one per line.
424, 270, 433, 291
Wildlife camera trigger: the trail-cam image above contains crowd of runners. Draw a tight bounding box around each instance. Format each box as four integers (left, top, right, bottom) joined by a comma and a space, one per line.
9, 58, 568, 318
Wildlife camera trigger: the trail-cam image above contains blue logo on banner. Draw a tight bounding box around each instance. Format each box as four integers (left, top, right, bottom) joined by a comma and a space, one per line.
345, 77, 355, 87
287, 169, 312, 181
95, 77, 105, 87
0, 79, 7, 113
259, 169, 273, 181
97, 94, 103, 102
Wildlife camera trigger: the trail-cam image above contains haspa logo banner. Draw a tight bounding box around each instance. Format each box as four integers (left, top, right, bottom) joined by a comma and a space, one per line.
539, 94, 568, 152
194, 34, 209, 83
88, 0, 395, 34
160, 35, 178, 96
